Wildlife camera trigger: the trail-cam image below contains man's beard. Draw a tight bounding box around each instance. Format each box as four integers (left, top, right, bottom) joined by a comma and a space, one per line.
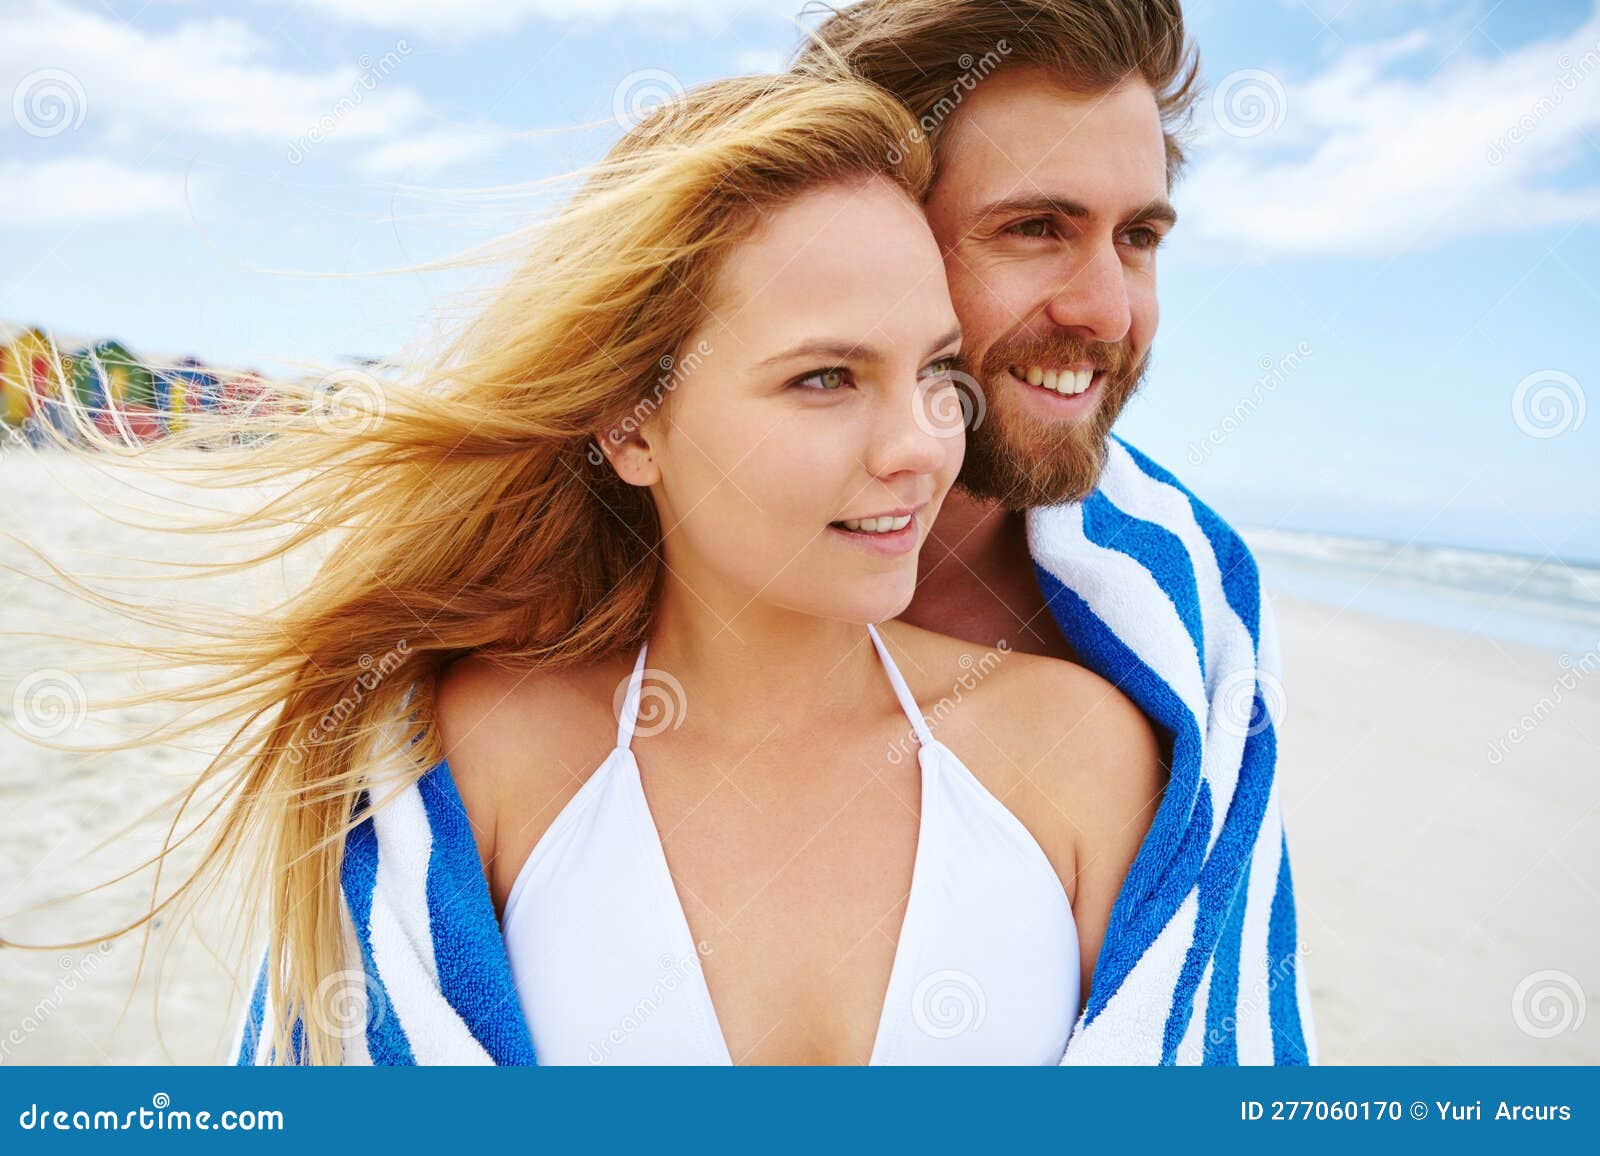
953, 329, 1148, 510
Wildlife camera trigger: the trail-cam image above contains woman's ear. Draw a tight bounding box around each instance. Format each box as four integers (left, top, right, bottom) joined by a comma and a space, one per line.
592, 421, 660, 487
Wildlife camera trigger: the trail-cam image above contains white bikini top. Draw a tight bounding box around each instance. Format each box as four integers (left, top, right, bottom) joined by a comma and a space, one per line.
499, 622, 1080, 1065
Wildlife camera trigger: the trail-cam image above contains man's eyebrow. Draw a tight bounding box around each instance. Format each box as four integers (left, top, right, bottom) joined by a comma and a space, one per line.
975, 193, 1179, 229
754, 325, 962, 370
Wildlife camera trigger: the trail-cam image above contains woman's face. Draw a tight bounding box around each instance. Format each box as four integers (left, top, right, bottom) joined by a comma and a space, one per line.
612, 174, 965, 627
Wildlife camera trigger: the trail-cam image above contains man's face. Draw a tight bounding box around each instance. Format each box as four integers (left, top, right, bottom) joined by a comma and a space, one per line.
924, 68, 1174, 509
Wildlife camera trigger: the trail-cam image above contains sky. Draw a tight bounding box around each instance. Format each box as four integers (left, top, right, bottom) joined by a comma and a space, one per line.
3, 0, 1598, 562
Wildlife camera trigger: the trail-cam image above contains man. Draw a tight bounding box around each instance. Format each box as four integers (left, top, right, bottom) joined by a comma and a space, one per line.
795, 0, 1318, 1064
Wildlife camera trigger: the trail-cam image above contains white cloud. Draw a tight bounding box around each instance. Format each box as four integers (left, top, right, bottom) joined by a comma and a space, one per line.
1182, 9, 1600, 255
287, 0, 759, 39
0, 157, 199, 224
353, 125, 521, 177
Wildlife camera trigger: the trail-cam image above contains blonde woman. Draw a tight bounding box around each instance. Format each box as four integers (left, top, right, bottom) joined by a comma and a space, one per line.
3, 67, 1162, 1065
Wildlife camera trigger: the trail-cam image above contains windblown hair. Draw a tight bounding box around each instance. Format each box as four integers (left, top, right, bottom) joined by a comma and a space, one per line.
0, 66, 933, 1064
792, 0, 1203, 183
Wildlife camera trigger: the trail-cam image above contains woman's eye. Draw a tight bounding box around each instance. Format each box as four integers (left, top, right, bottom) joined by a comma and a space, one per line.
919, 354, 965, 380
793, 366, 851, 391
1005, 217, 1055, 239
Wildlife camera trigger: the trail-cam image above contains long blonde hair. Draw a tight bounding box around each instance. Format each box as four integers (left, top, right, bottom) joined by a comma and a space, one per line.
0, 65, 934, 1064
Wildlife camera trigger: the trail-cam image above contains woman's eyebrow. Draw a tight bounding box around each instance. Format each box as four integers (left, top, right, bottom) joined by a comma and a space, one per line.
755, 325, 962, 369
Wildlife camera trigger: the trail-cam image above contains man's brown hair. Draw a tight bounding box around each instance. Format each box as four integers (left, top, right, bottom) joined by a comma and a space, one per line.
792, 0, 1202, 185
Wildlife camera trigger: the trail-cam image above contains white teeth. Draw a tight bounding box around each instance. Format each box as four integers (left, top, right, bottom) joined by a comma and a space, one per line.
839, 514, 912, 534
1016, 365, 1095, 396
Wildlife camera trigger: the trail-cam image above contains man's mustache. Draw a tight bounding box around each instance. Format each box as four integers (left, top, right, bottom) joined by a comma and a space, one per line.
980, 335, 1133, 380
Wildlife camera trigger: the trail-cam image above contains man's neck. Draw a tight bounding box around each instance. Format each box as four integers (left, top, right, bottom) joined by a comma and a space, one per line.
899, 489, 1078, 663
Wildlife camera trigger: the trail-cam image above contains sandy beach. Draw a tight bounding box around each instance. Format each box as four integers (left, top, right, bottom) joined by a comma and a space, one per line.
1, 453, 1595, 1064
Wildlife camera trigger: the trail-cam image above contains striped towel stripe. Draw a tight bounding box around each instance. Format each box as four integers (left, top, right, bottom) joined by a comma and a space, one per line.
234, 435, 1315, 1066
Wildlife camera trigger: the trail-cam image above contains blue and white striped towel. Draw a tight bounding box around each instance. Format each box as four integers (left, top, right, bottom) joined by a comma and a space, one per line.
232, 435, 1317, 1065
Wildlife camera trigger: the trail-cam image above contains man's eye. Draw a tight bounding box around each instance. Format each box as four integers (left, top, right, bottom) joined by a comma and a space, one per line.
1005, 217, 1056, 239
792, 366, 852, 391
1122, 227, 1164, 251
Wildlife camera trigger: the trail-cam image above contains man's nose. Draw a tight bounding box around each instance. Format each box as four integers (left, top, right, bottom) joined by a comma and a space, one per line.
1042, 241, 1132, 345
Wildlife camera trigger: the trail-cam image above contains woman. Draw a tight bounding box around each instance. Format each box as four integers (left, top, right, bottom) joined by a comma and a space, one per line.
3, 67, 1162, 1065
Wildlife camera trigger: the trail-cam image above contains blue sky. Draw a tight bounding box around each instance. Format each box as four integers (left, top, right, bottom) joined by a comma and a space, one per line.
4, 0, 1598, 562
